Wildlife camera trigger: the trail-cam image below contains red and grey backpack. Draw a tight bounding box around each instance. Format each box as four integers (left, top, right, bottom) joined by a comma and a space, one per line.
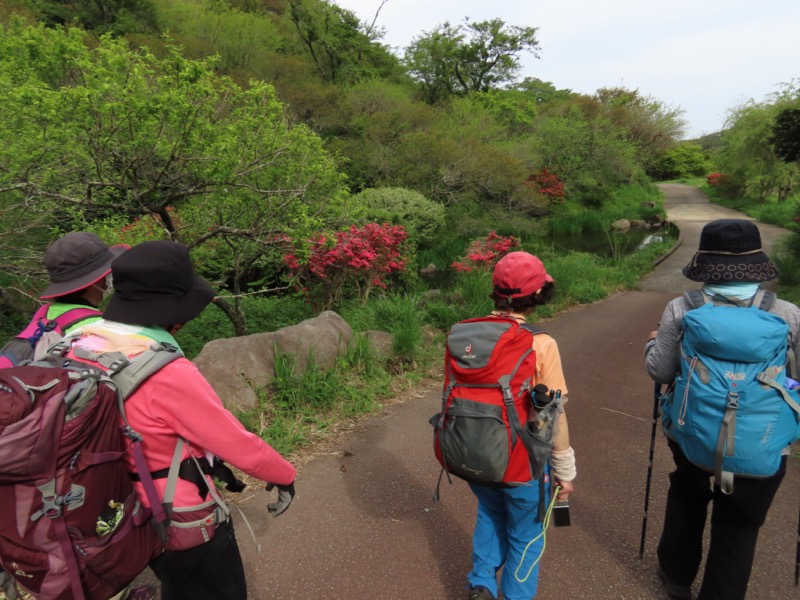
431, 315, 563, 501
0, 304, 100, 369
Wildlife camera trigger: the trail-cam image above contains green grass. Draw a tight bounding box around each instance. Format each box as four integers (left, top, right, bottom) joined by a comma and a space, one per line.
701, 185, 799, 228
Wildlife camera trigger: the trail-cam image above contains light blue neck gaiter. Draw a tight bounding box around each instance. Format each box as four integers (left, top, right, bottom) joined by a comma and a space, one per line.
703, 282, 760, 301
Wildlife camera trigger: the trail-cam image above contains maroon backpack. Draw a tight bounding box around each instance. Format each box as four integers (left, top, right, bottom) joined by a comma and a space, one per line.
0, 343, 180, 599
0, 304, 100, 369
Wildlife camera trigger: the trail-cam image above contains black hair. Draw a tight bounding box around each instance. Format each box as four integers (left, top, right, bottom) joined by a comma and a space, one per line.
491, 280, 555, 312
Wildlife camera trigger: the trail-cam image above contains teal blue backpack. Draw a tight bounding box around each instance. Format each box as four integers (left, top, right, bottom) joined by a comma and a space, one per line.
661, 290, 800, 494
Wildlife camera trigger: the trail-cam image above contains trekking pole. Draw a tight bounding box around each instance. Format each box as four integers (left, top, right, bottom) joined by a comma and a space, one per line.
795, 497, 799, 585
639, 381, 661, 559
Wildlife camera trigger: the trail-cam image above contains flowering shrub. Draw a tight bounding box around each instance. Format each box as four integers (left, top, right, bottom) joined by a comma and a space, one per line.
283, 223, 409, 310
524, 168, 565, 200
451, 232, 520, 273
706, 172, 727, 187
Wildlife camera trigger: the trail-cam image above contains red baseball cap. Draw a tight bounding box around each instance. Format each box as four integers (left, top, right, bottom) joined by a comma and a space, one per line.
492, 251, 553, 299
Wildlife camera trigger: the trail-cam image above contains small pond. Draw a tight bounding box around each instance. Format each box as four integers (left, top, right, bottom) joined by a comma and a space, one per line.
547, 222, 678, 258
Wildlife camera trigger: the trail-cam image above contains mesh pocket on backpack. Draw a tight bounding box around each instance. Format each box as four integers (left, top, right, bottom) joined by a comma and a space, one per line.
438, 397, 510, 483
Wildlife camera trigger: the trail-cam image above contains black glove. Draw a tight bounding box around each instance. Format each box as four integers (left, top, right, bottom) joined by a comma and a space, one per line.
265, 482, 295, 517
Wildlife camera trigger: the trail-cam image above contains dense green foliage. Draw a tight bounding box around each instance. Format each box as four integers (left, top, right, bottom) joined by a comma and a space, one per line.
0, 0, 726, 454
0, 2, 690, 331
650, 143, 711, 180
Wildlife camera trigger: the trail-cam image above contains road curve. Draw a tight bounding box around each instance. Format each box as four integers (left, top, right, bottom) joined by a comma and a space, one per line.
153, 185, 800, 600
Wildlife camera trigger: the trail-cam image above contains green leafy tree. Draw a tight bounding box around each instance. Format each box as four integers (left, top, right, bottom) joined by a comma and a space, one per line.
326, 79, 437, 190
593, 87, 686, 174
530, 99, 642, 206
404, 18, 540, 103
287, 0, 400, 85
28, 0, 159, 34
0, 21, 347, 334
512, 77, 574, 105
715, 100, 797, 201
650, 142, 711, 180
771, 107, 800, 163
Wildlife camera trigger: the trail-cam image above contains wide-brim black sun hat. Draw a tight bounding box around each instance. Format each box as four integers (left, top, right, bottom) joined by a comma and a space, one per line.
104, 240, 216, 327
682, 219, 778, 283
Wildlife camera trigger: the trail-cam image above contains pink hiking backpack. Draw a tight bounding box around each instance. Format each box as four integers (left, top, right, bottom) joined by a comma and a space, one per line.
0, 304, 100, 369
0, 342, 180, 599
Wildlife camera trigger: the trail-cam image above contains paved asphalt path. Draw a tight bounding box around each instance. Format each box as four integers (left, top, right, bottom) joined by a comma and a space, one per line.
137, 184, 800, 599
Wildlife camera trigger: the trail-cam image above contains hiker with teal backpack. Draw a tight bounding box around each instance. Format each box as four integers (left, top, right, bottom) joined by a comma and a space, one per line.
61, 240, 297, 600
432, 251, 576, 600
0, 231, 127, 368
645, 219, 800, 600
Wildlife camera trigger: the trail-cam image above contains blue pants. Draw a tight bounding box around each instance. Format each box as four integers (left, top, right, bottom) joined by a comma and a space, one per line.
467, 478, 548, 600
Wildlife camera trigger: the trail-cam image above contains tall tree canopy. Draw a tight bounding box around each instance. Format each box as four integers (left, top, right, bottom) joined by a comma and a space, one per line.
404, 18, 540, 103
0, 20, 347, 334
287, 0, 400, 85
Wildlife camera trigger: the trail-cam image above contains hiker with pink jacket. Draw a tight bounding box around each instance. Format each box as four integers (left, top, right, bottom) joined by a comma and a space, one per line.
67, 240, 297, 600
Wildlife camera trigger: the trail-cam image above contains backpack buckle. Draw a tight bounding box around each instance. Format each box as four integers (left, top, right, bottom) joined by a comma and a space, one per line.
726, 392, 739, 410
31, 480, 62, 521
122, 425, 144, 443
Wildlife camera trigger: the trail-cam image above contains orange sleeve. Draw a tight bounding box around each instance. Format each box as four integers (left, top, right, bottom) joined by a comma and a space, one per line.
532, 333, 568, 397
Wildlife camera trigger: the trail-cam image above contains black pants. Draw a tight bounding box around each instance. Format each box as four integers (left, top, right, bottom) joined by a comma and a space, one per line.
657, 439, 787, 600
150, 519, 248, 600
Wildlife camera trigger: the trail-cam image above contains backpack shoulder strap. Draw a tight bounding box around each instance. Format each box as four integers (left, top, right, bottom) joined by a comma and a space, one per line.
16, 304, 52, 339
520, 322, 545, 336
16, 305, 99, 342
108, 344, 183, 401
683, 289, 709, 310
748, 288, 776, 311
50, 306, 101, 333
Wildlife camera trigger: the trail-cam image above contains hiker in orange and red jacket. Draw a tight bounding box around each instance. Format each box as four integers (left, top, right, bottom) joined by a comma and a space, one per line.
66, 240, 297, 600
466, 252, 576, 600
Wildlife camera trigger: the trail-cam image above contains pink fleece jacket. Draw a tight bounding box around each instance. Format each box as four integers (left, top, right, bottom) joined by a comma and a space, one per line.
120, 357, 295, 508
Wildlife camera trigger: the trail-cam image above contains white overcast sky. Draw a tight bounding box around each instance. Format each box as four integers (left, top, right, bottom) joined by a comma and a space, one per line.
333, 0, 800, 139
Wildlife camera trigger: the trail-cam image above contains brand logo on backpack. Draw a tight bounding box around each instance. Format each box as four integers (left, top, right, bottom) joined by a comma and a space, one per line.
461, 344, 477, 360
725, 371, 745, 381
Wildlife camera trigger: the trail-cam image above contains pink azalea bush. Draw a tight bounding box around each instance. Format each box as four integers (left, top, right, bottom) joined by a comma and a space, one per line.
283, 223, 409, 310
451, 232, 520, 273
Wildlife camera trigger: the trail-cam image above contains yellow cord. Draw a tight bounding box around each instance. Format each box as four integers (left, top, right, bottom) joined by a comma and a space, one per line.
514, 485, 561, 583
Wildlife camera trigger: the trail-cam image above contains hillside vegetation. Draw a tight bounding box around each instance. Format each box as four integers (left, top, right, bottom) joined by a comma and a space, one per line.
2, 0, 798, 454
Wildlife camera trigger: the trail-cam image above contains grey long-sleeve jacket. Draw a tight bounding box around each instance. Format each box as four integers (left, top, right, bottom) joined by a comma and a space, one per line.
644, 292, 800, 385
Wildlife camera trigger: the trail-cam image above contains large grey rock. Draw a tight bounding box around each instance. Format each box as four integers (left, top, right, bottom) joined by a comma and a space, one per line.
193, 311, 352, 412
611, 218, 631, 232
362, 330, 394, 360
